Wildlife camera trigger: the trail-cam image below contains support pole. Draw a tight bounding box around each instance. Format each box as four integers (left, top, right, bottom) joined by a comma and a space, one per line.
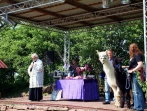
63, 31, 70, 67
143, 0, 147, 80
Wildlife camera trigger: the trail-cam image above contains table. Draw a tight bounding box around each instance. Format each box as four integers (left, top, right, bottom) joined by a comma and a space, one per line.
55, 79, 99, 101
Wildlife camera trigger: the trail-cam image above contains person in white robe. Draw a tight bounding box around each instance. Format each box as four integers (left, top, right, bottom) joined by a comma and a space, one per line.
28, 53, 44, 101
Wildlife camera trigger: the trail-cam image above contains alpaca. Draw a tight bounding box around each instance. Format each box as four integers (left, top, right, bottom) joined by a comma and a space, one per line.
96, 50, 122, 107
113, 58, 131, 108
96, 50, 131, 108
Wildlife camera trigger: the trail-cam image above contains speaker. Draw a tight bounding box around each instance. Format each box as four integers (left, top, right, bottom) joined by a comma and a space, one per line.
46, 51, 54, 64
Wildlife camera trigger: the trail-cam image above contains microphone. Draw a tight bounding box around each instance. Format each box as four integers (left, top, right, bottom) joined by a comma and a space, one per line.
30, 62, 34, 72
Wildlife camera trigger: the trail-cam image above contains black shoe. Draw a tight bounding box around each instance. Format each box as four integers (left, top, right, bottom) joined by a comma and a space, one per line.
103, 101, 110, 104
134, 110, 144, 111
134, 109, 144, 111
30, 100, 35, 101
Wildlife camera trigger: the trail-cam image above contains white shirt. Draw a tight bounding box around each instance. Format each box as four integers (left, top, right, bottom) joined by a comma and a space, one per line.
28, 59, 44, 88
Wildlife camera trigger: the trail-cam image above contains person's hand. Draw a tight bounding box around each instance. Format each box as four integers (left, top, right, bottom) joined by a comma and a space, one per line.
127, 70, 133, 73
30, 62, 34, 68
122, 66, 126, 69
122, 66, 128, 69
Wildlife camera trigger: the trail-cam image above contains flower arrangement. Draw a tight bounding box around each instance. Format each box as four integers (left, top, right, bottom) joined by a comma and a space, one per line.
76, 64, 93, 75
83, 64, 93, 74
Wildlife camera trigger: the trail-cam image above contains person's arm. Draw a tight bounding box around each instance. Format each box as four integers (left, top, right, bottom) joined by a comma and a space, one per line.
122, 66, 129, 69
28, 62, 34, 76
128, 61, 143, 73
34, 60, 44, 73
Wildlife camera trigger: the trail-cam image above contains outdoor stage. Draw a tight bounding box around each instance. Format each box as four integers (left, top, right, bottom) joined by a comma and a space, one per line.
0, 95, 147, 111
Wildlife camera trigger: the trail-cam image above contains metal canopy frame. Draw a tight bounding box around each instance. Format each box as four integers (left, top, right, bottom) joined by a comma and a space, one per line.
0, 0, 65, 15
0, 0, 146, 74
2, 1, 143, 31
0, 0, 142, 30
44, 2, 142, 28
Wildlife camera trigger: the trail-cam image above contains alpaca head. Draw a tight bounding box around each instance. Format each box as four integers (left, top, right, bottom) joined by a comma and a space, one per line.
113, 57, 124, 72
96, 50, 109, 64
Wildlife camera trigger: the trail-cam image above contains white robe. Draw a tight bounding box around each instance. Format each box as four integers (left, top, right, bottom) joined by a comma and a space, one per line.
28, 59, 44, 88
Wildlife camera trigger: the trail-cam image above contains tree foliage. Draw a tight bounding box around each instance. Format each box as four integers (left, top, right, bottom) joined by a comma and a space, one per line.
0, 25, 64, 96
70, 20, 144, 76
0, 20, 145, 97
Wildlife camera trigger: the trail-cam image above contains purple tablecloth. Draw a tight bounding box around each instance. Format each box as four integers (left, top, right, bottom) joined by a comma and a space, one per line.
55, 79, 99, 101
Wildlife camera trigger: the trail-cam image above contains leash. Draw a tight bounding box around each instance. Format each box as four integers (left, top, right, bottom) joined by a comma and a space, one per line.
114, 62, 131, 89
124, 68, 131, 89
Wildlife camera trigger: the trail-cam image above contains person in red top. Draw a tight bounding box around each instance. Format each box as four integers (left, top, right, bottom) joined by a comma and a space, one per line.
127, 43, 145, 111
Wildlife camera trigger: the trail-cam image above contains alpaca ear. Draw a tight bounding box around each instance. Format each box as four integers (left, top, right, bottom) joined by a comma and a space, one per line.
115, 57, 124, 62
118, 57, 124, 61
96, 50, 99, 55
105, 50, 108, 54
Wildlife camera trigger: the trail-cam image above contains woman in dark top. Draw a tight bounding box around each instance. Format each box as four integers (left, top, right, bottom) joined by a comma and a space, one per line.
69, 58, 80, 77
127, 43, 145, 111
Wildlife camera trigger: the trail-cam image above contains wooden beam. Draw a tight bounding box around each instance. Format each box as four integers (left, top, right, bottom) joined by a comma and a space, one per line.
0, 0, 7, 4
0, 0, 15, 4
31, 8, 64, 18
9, 14, 36, 22
108, 16, 122, 21
65, 0, 97, 12
6, 0, 15, 4
79, 21, 93, 26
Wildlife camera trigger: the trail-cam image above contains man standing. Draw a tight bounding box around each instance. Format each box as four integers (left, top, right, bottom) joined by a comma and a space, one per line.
28, 53, 44, 101
103, 49, 115, 104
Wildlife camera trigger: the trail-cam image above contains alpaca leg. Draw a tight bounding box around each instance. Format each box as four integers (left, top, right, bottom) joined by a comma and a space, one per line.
111, 86, 117, 99
114, 87, 121, 107
126, 89, 131, 109
111, 86, 119, 106
115, 95, 121, 107
120, 89, 127, 108
120, 88, 127, 108
120, 94, 125, 108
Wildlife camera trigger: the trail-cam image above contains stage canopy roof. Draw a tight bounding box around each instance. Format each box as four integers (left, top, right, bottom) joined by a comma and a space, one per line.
0, 0, 143, 30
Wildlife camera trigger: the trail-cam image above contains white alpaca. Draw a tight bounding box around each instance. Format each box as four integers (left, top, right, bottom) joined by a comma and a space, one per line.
96, 50, 121, 107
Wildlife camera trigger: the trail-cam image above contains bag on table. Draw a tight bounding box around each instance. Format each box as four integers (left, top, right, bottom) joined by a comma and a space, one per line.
51, 89, 62, 100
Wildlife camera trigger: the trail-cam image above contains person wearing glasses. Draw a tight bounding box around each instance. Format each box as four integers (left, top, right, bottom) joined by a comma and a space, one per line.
28, 53, 44, 101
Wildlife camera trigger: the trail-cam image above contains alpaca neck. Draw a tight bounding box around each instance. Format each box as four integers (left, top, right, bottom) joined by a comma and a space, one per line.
103, 61, 114, 75
103, 60, 113, 68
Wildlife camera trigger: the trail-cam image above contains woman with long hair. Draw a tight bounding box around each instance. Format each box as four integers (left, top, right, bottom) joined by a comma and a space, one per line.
127, 43, 145, 111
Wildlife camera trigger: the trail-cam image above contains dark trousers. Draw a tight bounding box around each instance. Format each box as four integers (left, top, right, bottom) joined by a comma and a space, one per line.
29, 87, 43, 101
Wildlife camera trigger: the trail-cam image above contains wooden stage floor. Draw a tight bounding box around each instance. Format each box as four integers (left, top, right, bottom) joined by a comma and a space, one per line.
0, 95, 147, 111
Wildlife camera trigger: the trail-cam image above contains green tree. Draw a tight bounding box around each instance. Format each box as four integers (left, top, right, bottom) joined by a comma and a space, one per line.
0, 20, 145, 97
0, 25, 64, 96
